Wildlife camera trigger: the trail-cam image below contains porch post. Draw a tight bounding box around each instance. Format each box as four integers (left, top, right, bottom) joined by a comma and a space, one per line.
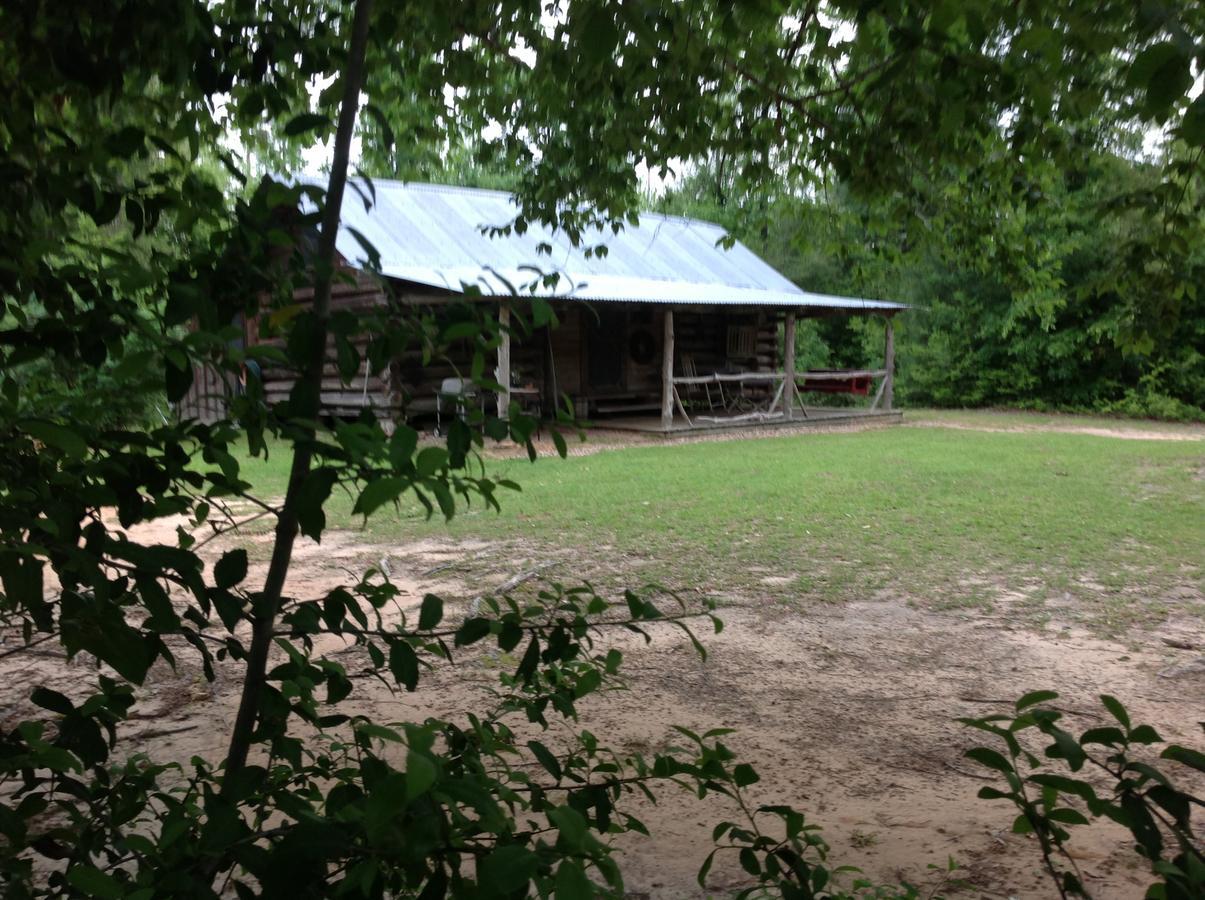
661, 306, 675, 431
883, 315, 895, 412
495, 300, 512, 419
783, 310, 796, 420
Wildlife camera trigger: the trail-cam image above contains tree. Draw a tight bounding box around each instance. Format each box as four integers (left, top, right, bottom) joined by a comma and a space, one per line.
658, 149, 1205, 419
1, 1, 1202, 897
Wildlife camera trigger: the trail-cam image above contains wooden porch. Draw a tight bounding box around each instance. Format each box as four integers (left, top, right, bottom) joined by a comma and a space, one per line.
494, 304, 901, 433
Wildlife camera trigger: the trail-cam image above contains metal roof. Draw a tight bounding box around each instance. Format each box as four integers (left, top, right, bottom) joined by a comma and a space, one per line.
307, 178, 905, 311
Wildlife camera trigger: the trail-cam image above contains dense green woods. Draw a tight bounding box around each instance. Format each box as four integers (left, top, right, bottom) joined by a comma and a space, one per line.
657, 152, 1205, 421
660, 150, 1205, 421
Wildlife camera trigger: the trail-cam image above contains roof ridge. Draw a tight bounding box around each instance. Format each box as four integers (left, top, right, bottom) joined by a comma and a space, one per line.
346, 178, 728, 233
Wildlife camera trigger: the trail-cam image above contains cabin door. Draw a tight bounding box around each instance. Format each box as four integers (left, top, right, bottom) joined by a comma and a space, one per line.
585, 305, 626, 392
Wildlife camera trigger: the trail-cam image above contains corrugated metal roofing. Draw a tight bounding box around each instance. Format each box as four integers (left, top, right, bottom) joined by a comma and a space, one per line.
306, 178, 905, 311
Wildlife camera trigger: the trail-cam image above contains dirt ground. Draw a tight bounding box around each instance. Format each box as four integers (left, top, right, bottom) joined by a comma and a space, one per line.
6, 525, 1202, 898
3, 418, 1202, 898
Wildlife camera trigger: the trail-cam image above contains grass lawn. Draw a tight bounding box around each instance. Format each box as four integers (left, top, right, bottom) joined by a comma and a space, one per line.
231, 414, 1204, 632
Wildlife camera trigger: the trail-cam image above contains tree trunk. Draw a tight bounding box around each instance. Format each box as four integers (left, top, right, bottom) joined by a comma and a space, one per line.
221, 0, 375, 787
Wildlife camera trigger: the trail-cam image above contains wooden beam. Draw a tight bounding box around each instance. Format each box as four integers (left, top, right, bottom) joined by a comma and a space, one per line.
883, 316, 895, 412
661, 307, 675, 430
783, 311, 796, 420
495, 301, 511, 419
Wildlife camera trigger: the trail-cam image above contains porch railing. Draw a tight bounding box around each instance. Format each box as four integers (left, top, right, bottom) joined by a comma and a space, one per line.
669, 369, 891, 427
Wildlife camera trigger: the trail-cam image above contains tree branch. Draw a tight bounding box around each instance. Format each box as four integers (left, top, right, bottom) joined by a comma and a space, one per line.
221, 0, 376, 790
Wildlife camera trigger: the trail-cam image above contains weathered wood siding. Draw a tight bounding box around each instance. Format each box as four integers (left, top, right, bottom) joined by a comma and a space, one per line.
226, 262, 794, 426
251, 266, 402, 421
176, 362, 236, 424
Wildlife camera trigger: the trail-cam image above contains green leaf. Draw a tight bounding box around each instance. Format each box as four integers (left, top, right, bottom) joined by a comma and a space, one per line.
738, 847, 760, 876
1128, 42, 1191, 118
1045, 726, 1088, 770
527, 740, 562, 782
1181, 95, 1205, 145
406, 751, 437, 799
164, 355, 193, 402
548, 805, 589, 851
0, 554, 44, 609
1028, 774, 1098, 803
353, 476, 406, 517
1099, 695, 1130, 729
362, 103, 395, 149
66, 865, 123, 900
1162, 745, 1205, 774
965, 747, 1014, 775
455, 617, 491, 647
415, 447, 448, 478
389, 426, 419, 468
22, 420, 88, 459
1011, 812, 1034, 835
732, 763, 759, 787
479, 845, 537, 894
418, 594, 443, 630
389, 640, 419, 691
1078, 726, 1126, 748
697, 848, 719, 888
297, 468, 338, 542
1047, 807, 1090, 825
977, 786, 1013, 800
431, 481, 455, 520
554, 859, 593, 900
284, 112, 329, 136
213, 549, 248, 589
1127, 724, 1161, 744
515, 636, 540, 683
1015, 690, 1058, 711
31, 687, 74, 715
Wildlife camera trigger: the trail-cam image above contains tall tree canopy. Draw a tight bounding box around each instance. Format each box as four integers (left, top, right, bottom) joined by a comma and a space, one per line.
658, 148, 1204, 420
1, 1, 1202, 897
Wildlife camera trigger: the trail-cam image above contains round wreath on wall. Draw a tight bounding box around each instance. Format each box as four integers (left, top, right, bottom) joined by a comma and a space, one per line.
629, 329, 656, 365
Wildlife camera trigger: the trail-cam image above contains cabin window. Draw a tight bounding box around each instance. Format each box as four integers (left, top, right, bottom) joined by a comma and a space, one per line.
726, 325, 757, 359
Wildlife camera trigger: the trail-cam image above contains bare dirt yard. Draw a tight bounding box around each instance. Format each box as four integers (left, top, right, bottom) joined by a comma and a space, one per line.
4, 414, 1202, 898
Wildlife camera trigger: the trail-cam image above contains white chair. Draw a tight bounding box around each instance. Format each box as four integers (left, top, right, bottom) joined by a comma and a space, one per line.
680, 354, 716, 411
434, 377, 477, 435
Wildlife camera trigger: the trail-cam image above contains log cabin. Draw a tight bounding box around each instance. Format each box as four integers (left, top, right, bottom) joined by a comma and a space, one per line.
179, 179, 906, 433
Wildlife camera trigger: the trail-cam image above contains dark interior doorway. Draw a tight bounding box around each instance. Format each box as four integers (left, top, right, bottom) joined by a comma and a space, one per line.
585, 305, 626, 391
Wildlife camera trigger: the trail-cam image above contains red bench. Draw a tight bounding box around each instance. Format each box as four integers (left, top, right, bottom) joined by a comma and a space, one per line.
800, 369, 873, 395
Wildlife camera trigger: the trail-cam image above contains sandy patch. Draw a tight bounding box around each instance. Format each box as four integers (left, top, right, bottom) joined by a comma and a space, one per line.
905, 419, 1204, 443
3, 529, 1201, 899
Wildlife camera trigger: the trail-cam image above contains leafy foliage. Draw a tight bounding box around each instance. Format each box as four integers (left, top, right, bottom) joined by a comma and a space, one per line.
962, 693, 1204, 899
660, 149, 1204, 420
2, 0, 1204, 897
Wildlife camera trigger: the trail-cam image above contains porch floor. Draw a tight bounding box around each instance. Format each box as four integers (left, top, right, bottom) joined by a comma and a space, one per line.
596, 407, 903, 434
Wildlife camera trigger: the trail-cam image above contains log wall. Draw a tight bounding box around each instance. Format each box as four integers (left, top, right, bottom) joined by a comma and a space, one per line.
212, 261, 796, 427
250, 267, 403, 421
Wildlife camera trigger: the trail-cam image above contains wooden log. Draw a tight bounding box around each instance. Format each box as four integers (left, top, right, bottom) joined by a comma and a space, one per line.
793, 369, 888, 381
883, 316, 895, 411
869, 375, 888, 411
672, 384, 693, 427
673, 372, 798, 385
263, 389, 397, 409
783, 311, 796, 420
661, 307, 675, 430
